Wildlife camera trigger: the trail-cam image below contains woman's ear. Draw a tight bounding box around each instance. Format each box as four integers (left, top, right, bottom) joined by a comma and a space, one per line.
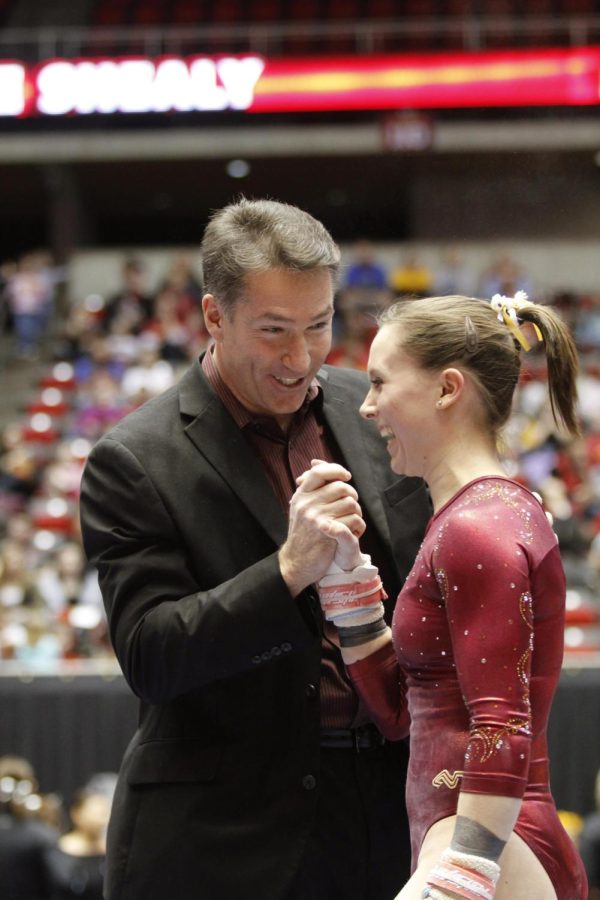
437, 367, 465, 409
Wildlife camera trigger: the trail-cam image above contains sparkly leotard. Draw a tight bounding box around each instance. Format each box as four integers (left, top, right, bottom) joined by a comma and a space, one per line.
349, 477, 587, 899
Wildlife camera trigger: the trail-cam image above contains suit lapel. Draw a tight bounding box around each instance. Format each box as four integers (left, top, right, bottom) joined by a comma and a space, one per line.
319, 373, 392, 548
178, 363, 288, 548
178, 360, 402, 553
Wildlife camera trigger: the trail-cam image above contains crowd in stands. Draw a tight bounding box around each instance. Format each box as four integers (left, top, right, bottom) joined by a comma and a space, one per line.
2, 748, 600, 898
0, 753, 115, 899
0, 242, 599, 670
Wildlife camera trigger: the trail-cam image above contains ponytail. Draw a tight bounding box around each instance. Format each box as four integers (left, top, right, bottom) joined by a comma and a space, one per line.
518, 304, 580, 437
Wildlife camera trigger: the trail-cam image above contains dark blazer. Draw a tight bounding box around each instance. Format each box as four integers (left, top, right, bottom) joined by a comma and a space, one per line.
79, 359, 431, 900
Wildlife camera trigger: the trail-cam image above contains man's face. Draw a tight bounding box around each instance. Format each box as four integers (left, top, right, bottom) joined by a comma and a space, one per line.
203, 267, 334, 430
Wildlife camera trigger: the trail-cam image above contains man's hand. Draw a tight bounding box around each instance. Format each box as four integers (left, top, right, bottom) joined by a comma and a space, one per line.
279, 460, 365, 597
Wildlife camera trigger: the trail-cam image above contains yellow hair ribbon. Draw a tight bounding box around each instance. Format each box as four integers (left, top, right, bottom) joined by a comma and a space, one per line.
501, 305, 532, 352
491, 292, 544, 351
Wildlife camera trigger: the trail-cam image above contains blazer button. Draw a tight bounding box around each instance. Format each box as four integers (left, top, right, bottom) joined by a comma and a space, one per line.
302, 774, 317, 791
305, 683, 317, 700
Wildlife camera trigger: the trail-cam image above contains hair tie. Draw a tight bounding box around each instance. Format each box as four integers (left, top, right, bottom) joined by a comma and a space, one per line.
489, 291, 543, 352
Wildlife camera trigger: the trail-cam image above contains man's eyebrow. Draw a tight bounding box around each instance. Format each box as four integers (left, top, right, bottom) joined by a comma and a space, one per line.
255, 306, 334, 323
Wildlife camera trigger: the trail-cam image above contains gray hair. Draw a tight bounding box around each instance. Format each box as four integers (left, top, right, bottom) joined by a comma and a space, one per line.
201, 197, 341, 314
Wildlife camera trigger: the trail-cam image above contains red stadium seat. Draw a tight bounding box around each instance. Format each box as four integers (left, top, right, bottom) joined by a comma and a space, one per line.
211, 0, 242, 23
171, 0, 207, 24
131, 0, 167, 25
249, 0, 282, 21
91, 0, 131, 27
364, 0, 398, 17
328, 0, 363, 19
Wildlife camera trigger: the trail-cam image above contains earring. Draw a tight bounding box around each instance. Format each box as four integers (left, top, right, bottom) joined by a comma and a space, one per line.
436, 400, 443, 408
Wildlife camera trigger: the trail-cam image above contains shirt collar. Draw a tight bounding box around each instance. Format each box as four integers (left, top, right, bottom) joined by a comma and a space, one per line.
201, 347, 322, 433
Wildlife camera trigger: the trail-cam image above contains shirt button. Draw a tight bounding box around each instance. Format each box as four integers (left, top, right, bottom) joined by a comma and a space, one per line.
302, 774, 317, 791
305, 683, 317, 700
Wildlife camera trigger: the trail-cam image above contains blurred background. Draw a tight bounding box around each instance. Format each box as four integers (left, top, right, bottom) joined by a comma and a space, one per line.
2, 2, 600, 896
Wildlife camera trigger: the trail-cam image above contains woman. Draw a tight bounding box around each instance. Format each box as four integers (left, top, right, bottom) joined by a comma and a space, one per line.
299, 293, 587, 899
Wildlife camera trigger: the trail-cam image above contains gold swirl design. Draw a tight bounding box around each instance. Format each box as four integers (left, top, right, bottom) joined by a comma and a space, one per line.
468, 718, 527, 763
519, 592, 533, 628
451, 482, 538, 544
467, 589, 534, 764
432, 769, 464, 789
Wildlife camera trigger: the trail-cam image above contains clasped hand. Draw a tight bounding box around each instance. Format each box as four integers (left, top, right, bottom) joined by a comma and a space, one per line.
279, 460, 365, 596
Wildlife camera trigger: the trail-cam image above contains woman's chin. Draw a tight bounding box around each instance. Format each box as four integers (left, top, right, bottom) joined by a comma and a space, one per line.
389, 451, 407, 476
390, 451, 421, 478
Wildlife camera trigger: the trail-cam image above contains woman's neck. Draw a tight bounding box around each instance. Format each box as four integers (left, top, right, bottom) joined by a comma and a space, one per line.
424, 432, 506, 513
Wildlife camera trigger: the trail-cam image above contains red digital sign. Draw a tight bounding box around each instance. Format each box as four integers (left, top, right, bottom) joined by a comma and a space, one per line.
1, 47, 599, 118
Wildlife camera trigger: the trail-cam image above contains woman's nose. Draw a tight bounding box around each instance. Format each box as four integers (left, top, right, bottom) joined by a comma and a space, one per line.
359, 391, 376, 419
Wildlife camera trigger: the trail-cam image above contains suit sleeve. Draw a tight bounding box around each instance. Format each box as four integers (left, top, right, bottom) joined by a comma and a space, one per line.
80, 437, 314, 703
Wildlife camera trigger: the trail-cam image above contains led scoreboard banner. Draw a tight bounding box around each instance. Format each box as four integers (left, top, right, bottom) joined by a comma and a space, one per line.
1, 47, 600, 118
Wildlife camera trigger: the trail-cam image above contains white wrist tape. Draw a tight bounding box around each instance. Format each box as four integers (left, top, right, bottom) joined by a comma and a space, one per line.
441, 849, 501, 884
426, 848, 501, 900
319, 552, 375, 583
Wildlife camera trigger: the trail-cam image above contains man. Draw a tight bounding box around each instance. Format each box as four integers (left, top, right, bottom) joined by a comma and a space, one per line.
79, 198, 431, 900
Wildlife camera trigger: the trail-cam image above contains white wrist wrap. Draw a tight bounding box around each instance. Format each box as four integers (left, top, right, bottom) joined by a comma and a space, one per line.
441, 849, 501, 884
318, 554, 386, 622
426, 848, 500, 900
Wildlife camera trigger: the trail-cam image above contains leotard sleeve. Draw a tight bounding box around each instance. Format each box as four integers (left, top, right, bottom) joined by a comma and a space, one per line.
346, 642, 410, 740
432, 505, 551, 798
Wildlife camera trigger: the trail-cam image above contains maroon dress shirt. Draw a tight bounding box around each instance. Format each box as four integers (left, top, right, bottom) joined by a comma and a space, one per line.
202, 349, 368, 728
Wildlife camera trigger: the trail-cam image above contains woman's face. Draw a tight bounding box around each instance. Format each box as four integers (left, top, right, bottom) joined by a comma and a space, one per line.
360, 324, 441, 476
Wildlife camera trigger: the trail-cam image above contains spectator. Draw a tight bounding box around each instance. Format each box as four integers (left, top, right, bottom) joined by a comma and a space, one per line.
73, 371, 132, 442
142, 287, 195, 364
478, 251, 532, 300
120, 341, 176, 404
48, 776, 116, 900
433, 246, 475, 296
580, 770, 600, 899
327, 303, 377, 371
389, 252, 433, 298
343, 239, 388, 294
101, 258, 154, 336
71, 335, 127, 387
0, 540, 43, 610
339, 239, 391, 333
160, 253, 203, 314
4, 252, 53, 360
0, 755, 59, 900
35, 541, 102, 618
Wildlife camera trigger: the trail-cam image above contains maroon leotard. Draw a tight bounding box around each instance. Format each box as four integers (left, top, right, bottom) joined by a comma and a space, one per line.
349, 477, 587, 899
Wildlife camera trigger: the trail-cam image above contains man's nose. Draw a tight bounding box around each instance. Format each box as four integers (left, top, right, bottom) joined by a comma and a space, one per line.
283, 336, 310, 372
